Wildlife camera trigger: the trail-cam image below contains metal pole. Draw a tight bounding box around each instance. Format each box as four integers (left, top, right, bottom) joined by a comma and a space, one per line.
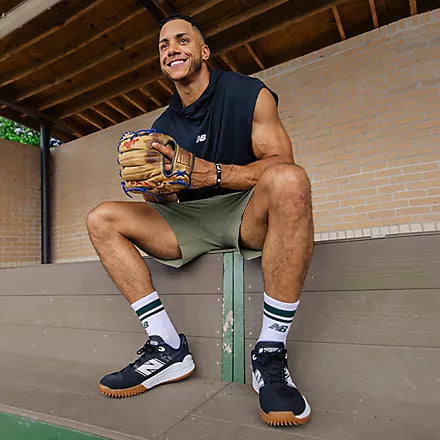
40, 121, 51, 264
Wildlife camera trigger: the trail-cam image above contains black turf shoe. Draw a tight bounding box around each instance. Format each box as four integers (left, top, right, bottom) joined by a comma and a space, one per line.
251, 341, 311, 426
99, 334, 195, 398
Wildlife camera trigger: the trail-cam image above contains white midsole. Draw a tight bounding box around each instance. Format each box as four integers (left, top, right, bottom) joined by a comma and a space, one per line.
252, 371, 312, 420
141, 355, 195, 389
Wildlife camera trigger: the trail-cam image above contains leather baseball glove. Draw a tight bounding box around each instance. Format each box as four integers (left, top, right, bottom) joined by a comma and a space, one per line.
117, 129, 194, 198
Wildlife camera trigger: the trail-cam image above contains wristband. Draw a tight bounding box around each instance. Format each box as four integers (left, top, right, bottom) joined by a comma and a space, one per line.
215, 163, 222, 188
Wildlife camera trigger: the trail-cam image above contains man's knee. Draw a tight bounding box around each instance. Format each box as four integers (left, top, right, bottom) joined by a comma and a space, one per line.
86, 201, 120, 237
258, 164, 311, 206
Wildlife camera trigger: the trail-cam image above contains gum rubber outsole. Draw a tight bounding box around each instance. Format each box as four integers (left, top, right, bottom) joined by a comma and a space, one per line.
99, 367, 195, 398
260, 409, 311, 426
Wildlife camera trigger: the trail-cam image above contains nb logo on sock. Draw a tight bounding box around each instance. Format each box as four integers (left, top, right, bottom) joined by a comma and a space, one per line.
143, 321, 149, 329
269, 323, 288, 333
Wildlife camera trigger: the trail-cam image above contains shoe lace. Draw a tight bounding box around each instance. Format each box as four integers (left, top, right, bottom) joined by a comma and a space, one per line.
128, 340, 159, 369
258, 348, 287, 384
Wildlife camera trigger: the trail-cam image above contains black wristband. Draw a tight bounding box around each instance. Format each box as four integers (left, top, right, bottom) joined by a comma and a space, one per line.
215, 163, 222, 188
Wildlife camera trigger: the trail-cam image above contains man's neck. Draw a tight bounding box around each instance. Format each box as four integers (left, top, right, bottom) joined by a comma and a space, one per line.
174, 65, 210, 107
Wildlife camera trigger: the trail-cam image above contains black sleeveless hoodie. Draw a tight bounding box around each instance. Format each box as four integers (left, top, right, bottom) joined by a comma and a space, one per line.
152, 69, 278, 201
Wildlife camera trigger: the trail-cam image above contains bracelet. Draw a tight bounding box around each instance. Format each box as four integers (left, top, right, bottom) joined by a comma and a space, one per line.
215, 163, 222, 188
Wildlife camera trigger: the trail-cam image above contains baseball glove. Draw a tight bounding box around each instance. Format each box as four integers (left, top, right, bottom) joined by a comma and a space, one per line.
117, 129, 194, 198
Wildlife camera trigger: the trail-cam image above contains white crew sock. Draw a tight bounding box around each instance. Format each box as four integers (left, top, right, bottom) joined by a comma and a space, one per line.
131, 291, 180, 349
257, 292, 299, 345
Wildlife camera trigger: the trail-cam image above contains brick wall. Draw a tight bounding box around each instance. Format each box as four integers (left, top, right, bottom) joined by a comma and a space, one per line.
0, 139, 41, 266
2, 10, 439, 264
256, 9, 440, 240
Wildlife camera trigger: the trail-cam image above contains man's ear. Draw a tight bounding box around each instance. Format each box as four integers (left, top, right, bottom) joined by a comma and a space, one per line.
201, 44, 210, 61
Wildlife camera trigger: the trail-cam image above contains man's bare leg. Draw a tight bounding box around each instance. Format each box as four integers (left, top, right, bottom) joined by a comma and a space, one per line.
87, 201, 195, 398
86, 201, 181, 303
240, 163, 314, 303
240, 163, 313, 426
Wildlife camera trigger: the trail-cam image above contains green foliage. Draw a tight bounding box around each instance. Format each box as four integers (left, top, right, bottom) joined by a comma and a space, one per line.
0, 116, 63, 147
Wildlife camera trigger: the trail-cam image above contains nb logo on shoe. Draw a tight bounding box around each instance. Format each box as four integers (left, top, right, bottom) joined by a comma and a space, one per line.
269, 323, 288, 332
196, 134, 206, 143
136, 359, 165, 376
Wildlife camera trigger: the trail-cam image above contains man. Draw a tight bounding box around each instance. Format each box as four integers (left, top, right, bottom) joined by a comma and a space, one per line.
86, 14, 313, 426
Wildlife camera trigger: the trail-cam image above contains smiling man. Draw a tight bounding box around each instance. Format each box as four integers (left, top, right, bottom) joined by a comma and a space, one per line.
87, 14, 314, 426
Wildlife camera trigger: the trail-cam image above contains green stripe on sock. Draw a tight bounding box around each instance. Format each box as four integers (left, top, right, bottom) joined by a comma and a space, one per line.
264, 303, 296, 318
140, 305, 165, 321
263, 311, 293, 324
135, 298, 162, 317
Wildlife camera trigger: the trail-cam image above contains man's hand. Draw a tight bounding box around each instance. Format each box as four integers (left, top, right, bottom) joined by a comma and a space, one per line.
151, 141, 216, 189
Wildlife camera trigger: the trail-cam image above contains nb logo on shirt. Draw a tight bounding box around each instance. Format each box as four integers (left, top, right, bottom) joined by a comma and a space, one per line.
196, 134, 207, 143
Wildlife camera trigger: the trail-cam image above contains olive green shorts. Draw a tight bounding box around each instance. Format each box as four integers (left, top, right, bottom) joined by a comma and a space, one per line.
149, 189, 262, 267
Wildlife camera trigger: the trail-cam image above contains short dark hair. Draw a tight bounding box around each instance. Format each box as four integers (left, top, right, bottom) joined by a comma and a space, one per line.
160, 14, 206, 43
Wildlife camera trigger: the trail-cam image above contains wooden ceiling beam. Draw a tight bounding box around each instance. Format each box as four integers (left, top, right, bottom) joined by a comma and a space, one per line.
0, 0, 105, 64
92, 106, 118, 125
189, 0, 223, 16
210, 0, 347, 55
55, 0, 346, 119
206, 0, 289, 38
139, 86, 163, 107
95, 103, 125, 124
0, 92, 79, 136
77, 112, 104, 130
106, 100, 132, 119
220, 52, 238, 72
0, 0, 65, 40
244, 43, 265, 69
33, 0, 292, 111
409, 0, 417, 15
0, 106, 78, 141
122, 93, 148, 113
0, 4, 144, 89
157, 79, 174, 95
331, 5, 346, 40
136, 0, 167, 22
152, 0, 174, 17
368, 0, 379, 28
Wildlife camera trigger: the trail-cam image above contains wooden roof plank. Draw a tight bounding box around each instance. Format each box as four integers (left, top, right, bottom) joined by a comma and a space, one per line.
369, 0, 379, 28
0, 3, 144, 89
14, 21, 153, 102
106, 99, 134, 119
122, 93, 148, 113
31, 0, 294, 111
189, 0, 223, 17
209, 0, 346, 55
0, 0, 104, 64
139, 86, 163, 107
0, 105, 80, 140
94, 103, 125, 124
220, 52, 238, 71
137, 0, 167, 22
206, 0, 289, 38
91, 106, 118, 125
157, 79, 174, 95
0, 92, 79, 136
0, 0, 65, 40
77, 111, 104, 130
332, 5, 346, 40
244, 43, 265, 70
53, 0, 346, 120
17, 0, 221, 107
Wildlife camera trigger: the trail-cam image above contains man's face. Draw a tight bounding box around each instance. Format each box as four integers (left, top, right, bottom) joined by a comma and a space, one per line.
158, 20, 208, 82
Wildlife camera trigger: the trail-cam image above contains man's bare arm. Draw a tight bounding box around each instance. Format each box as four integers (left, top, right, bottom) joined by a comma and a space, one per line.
218, 88, 294, 190
150, 87, 294, 190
